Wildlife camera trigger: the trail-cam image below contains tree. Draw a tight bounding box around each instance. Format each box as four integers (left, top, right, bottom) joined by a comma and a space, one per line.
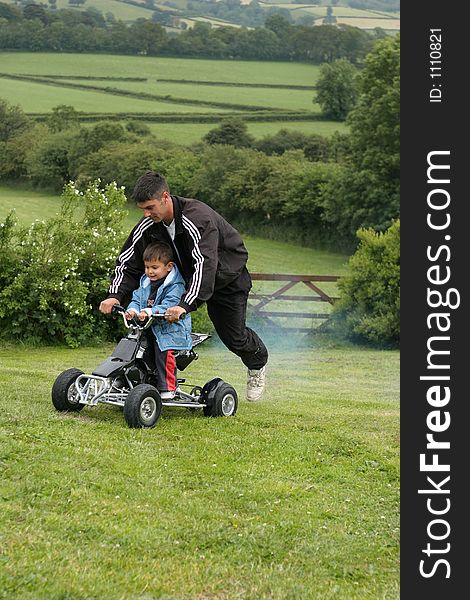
0, 1, 22, 20
47, 105, 80, 133
203, 117, 254, 148
333, 219, 400, 347
323, 6, 337, 25
125, 120, 151, 137
321, 34, 400, 244
25, 129, 77, 189
23, 3, 48, 23
315, 58, 358, 120
0, 181, 128, 346
0, 99, 31, 142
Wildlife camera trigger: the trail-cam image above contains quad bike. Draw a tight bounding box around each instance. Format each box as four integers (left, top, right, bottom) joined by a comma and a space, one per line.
51, 305, 238, 428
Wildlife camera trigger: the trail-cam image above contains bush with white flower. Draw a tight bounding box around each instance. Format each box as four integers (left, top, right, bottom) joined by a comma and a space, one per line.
0, 181, 128, 347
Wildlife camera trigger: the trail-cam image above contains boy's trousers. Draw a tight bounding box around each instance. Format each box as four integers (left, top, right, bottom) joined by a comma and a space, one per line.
153, 345, 177, 393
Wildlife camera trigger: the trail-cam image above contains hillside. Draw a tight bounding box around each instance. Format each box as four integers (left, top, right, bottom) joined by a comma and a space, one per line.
2, 0, 399, 31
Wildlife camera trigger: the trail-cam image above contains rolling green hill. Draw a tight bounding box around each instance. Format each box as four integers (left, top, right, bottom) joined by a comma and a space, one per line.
0, 53, 347, 143
4, 0, 400, 30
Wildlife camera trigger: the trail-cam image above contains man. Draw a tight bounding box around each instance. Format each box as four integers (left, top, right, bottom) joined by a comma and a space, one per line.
99, 171, 268, 401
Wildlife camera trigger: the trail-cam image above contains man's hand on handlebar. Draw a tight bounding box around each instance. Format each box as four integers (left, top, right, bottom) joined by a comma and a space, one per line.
164, 306, 187, 323
99, 298, 120, 315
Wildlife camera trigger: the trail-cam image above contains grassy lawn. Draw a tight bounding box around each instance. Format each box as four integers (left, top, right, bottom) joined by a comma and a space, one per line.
0, 339, 399, 599
0, 176, 398, 597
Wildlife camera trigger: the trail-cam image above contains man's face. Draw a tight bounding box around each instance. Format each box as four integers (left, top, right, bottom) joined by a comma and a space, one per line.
137, 192, 172, 224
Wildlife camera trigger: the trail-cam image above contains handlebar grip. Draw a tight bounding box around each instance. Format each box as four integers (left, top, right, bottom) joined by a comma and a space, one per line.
111, 304, 126, 315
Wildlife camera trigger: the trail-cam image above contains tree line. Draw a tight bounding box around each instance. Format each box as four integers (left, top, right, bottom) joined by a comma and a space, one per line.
0, 2, 381, 62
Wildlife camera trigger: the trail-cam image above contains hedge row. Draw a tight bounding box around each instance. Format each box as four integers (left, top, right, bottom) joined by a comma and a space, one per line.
0, 73, 280, 113
28, 111, 326, 124
21, 74, 148, 82
156, 78, 317, 91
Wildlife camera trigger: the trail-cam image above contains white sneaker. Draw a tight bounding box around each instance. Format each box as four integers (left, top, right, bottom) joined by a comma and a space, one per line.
160, 390, 176, 400
246, 366, 266, 402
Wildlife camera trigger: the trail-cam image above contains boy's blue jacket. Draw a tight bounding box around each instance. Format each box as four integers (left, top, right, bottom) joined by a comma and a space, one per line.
126, 266, 192, 352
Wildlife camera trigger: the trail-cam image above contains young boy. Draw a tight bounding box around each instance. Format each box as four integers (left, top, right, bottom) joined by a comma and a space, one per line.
125, 242, 192, 400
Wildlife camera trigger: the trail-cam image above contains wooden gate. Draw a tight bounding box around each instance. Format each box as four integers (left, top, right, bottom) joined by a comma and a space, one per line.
248, 273, 340, 332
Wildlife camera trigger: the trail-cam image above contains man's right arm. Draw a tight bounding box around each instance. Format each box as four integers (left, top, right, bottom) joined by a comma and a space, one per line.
101, 218, 153, 312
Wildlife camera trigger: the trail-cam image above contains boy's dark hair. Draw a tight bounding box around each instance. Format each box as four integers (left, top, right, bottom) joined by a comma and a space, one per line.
131, 171, 169, 203
143, 242, 174, 265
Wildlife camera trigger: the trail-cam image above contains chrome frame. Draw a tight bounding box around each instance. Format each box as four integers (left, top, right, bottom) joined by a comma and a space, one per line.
75, 374, 207, 409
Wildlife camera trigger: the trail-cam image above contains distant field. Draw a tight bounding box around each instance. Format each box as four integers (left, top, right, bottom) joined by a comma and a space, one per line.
331, 17, 400, 29
182, 16, 245, 29
58, 78, 321, 111
0, 52, 346, 142
259, 2, 400, 29
2, 0, 400, 30
31, 0, 155, 20
0, 76, 232, 114
0, 53, 322, 86
271, 4, 395, 18
145, 120, 347, 144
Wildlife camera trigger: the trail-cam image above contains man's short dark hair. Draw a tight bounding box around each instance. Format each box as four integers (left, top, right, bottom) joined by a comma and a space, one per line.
143, 242, 174, 265
131, 171, 169, 203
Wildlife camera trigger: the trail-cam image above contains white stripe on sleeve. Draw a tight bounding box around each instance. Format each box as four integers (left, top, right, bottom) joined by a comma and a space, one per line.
109, 218, 154, 294
181, 214, 204, 305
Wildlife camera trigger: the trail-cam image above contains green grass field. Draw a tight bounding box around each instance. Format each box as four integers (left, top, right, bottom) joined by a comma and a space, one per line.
58, 78, 321, 111
0, 52, 345, 142
0, 77, 232, 114
259, 2, 400, 29
145, 119, 347, 144
0, 340, 399, 599
0, 175, 399, 597
0, 53, 322, 86
1, 0, 400, 28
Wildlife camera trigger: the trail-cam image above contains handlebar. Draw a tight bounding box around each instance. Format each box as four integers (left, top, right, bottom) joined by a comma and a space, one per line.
111, 304, 185, 330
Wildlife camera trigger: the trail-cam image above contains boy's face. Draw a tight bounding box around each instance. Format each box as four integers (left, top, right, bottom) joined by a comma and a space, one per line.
144, 259, 172, 281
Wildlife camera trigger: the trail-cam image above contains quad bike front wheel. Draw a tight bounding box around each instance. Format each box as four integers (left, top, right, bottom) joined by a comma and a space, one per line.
202, 379, 238, 417
52, 368, 85, 412
124, 384, 162, 428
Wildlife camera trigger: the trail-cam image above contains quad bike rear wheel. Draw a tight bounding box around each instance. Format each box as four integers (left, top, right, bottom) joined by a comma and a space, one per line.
202, 379, 238, 417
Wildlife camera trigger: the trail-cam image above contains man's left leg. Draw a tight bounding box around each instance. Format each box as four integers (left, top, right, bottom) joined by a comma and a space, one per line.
207, 268, 268, 401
